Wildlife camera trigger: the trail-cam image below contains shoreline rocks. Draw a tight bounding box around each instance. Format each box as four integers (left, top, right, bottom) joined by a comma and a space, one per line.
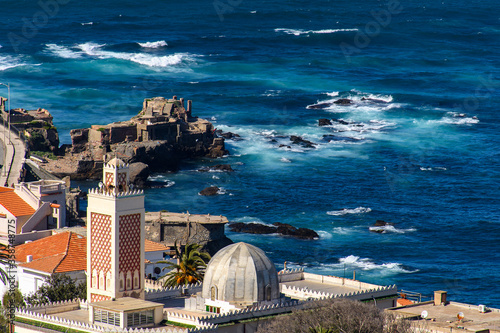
228, 222, 319, 240
39, 96, 229, 186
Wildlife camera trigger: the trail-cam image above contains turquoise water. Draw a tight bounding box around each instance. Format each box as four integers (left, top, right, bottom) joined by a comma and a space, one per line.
1, 0, 499, 305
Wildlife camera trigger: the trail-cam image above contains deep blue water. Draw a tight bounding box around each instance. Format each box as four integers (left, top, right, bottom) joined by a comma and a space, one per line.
1, 0, 499, 306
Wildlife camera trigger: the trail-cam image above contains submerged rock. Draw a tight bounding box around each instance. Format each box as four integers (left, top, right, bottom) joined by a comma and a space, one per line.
334, 98, 354, 105
199, 186, 220, 196
198, 164, 234, 172
307, 102, 334, 109
318, 118, 332, 126
290, 135, 316, 148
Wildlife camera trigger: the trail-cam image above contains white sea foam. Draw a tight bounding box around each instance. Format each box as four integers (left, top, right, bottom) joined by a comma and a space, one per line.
81, 22, 93, 25
325, 91, 339, 97
420, 166, 447, 171
45, 42, 200, 68
338, 255, 417, 273
326, 207, 371, 216
275, 28, 358, 36
280, 157, 291, 163
317, 231, 332, 239
45, 44, 83, 59
0, 55, 26, 71
138, 40, 168, 48
369, 225, 417, 234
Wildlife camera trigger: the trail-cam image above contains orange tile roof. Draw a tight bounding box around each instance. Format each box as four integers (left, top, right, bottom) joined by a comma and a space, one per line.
16, 232, 86, 273
145, 239, 168, 252
16, 232, 163, 273
397, 298, 414, 306
0, 187, 35, 217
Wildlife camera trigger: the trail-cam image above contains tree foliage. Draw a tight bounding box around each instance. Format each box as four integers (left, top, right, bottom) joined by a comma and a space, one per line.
24, 274, 86, 306
157, 242, 211, 287
257, 299, 411, 333
0, 288, 25, 333
0, 244, 12, 286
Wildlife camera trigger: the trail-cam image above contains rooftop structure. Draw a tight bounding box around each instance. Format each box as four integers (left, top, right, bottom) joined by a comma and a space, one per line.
387, 293, 500, 332
0, 179, 66, 243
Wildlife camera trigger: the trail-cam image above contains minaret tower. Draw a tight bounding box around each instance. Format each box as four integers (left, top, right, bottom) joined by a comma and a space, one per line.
87, 158, 145, 302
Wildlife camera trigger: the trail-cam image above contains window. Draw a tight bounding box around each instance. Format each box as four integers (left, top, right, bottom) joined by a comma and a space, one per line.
94, 309, 120, 326
211, 286, 217, 301
266, 284, 272, 301
126, 310, 154, 327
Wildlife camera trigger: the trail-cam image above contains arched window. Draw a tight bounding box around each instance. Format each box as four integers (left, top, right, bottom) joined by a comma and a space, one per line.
265, 285, 272, 301
211, 286, 217, 301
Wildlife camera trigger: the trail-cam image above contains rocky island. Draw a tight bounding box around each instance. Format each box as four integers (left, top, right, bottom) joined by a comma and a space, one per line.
38, 96, 228, 185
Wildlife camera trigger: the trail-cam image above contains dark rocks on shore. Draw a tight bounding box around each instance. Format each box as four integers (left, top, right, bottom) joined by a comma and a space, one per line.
199, 186, 220, 196
128, 162, 150, 188
198, 164, 234, 172
307, 102, 334, 109
290, 135, 316, 148
215, 130, 242, 141
318, 118, 332, 126
334, 98, 354, 105
228, 222, 319, 240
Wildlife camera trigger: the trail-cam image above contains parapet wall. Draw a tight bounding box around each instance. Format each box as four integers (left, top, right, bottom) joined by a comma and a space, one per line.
278, 268, 304, 282
16, 299, 216, 333
302, 272, 382, 290
145, 281, 202, 300
165, 300, 302, 327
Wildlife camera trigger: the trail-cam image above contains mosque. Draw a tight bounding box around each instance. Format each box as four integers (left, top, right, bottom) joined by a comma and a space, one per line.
13, 158, 400, 333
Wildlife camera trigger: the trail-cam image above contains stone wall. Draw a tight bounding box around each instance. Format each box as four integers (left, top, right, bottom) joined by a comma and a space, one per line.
145, 219, 232, 256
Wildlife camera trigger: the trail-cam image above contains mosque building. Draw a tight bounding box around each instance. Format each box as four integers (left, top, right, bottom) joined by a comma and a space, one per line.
12, 158, 404, 333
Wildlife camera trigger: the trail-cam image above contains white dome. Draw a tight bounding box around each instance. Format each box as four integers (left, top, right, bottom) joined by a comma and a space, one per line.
202, 242, 280, 307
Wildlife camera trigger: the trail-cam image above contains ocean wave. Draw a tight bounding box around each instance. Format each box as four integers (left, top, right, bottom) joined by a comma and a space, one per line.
0, 55, 26, 71
81, 22, 93, 25
45, 43, 83, 59
138, 40, 168, 48
317, 231, 332, 239
339, 255, 417, 273
280, 157, 292, 163
420, 166, 447, 171
326, 207, 371, 216
275, 28, 358, 36
46, 42, 198, 68
307, 91, 397, 114
230, 217, 275, 228
369, 225, 417, 234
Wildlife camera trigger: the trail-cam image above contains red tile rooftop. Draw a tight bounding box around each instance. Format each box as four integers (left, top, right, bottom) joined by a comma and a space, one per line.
0, 186, 35, 217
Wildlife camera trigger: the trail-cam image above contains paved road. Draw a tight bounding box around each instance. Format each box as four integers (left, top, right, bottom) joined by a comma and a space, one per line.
0, 124, 27, 187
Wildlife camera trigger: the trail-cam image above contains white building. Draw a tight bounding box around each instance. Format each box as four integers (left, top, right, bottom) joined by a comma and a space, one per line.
0, 180, 66, 244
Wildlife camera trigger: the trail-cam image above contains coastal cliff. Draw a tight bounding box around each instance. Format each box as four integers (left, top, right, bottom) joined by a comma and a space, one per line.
41, 96, 228, 182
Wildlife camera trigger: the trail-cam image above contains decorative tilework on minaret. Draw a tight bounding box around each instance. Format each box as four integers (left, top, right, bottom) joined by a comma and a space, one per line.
87, 158, 145, 303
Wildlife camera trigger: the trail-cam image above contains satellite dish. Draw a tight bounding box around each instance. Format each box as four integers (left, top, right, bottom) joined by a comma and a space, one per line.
421, 310, 428, 319
457, 312, 464, 321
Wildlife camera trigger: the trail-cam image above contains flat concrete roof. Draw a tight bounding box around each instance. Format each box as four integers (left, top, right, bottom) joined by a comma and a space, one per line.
92, 297, 163, 312
146, 211, 228, 224
388, 301, 500, 332
280, 280, 363, 296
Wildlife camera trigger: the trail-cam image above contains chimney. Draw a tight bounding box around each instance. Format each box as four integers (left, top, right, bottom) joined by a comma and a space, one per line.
434, 290, 447, 306
26, 255, 33, 263
180, 98, 185, 108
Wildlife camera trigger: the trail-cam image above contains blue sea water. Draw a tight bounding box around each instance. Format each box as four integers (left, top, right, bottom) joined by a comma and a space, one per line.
1, 0, 499, 306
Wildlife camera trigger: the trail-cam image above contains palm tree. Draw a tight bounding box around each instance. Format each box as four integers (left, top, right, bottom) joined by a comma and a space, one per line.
157, 241, 211, 287
0, 243, 12, 286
